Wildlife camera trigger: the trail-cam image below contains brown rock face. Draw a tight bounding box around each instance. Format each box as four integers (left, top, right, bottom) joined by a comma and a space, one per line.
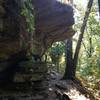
0, 0, 22, 60
0, 0, 75, 60
32, 0, 75, 56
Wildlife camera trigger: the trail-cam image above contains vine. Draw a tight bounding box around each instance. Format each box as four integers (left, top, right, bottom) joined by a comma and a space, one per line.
21, 0, 35, 33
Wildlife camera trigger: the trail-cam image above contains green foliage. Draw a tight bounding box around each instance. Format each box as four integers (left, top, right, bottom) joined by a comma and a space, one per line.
49, 42, 65, 65
88, 12, 100, 36
21, 0, 35, 33
78, 56, 100, 78
74, 2, 100, 99
47, 42, 66, 72
49, 42, 65, 57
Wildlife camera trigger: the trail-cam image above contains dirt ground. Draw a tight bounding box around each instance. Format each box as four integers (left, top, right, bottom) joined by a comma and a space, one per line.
0, 71, 94, 100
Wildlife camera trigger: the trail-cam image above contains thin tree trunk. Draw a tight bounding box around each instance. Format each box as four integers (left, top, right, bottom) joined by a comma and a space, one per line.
73, 0, 93, 76
57, 61, 59, 73
98, 0, 100, 15
89, 36, 93, 57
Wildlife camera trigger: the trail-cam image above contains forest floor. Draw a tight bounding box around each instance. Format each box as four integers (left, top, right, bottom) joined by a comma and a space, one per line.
0, 70, 95, 100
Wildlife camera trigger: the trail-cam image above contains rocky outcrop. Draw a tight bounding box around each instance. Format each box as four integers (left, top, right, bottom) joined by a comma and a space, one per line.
32, 0, 75, 56
0, 0, 75, 83
0, 0, 75, 60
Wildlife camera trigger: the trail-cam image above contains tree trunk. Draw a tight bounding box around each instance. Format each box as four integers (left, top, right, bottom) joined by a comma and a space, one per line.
89, 36, 93, 57
98, 0, 100, 15
63, 38, 74, 79
63, 0, 74, 79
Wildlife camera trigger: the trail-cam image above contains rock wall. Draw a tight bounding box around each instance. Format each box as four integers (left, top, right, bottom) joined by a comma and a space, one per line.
0, 0, 22, 61
0, 0, 27, 83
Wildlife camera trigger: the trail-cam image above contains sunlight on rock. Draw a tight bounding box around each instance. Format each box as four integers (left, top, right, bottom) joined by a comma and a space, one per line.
77, 95, 89, 100
49, 88, 53, 91
64, 87, 89, 100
